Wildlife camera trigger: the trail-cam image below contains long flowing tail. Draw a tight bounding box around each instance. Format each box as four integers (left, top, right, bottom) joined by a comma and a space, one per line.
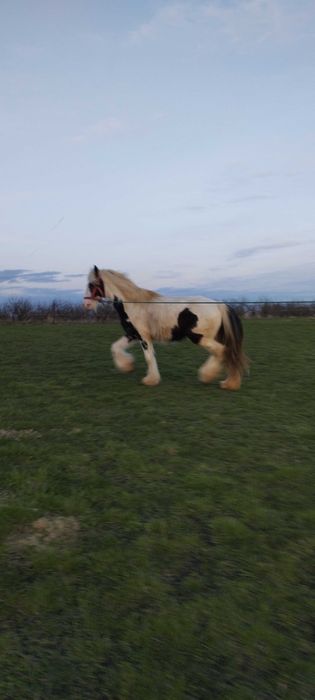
220, 305, 249, 377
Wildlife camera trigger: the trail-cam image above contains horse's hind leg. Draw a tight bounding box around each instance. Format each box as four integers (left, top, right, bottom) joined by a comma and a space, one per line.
111, 336, 135, 373
198, 338, 225, 384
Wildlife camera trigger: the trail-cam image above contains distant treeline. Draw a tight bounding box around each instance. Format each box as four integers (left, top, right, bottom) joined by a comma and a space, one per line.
0, 298, 314, 322
0, 299, 116, 322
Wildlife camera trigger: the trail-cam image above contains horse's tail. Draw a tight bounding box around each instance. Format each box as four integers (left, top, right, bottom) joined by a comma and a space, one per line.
219, 305, 249, 377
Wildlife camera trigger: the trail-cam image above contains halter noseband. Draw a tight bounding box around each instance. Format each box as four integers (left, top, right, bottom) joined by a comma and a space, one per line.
84, 280, 106, 301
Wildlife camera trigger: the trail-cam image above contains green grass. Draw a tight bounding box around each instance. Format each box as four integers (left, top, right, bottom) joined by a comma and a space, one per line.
0, 320, 314, 700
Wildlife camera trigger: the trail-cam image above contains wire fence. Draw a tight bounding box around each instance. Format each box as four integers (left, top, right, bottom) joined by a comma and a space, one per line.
97, 299, 315, 305
0, 297, 315, 322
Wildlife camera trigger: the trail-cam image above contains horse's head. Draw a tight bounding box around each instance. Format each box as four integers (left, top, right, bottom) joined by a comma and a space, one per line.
84, 265, 106, 310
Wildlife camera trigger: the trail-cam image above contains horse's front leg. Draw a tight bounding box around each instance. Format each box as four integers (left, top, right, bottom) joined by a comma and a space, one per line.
111, 336, 135, 373
141, 340, 161, 386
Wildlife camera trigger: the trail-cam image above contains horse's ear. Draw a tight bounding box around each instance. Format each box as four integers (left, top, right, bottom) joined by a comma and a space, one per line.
94, 265, 100, 278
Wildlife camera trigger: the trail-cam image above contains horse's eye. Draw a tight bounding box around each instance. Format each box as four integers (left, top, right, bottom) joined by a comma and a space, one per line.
89, 283, 94, 293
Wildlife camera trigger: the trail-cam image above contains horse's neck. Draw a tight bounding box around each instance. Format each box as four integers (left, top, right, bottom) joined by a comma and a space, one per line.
109, 280, 137, 301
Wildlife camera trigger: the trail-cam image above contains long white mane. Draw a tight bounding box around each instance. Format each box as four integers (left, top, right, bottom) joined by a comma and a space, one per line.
94, 269, 160, 302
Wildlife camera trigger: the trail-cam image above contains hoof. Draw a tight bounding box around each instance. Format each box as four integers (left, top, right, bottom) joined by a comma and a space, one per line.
198, 369, 216, 384
142, 375, 160, 386
119, 361, 135, 373
198, 374, 213, 384
220, 378, 241, 391
113, 356, 135, 373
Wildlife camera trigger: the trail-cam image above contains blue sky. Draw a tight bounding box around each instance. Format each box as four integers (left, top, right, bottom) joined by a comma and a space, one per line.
1, 0, 315, 301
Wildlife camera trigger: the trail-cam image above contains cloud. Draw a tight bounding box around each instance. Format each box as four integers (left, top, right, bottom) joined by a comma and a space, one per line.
0, 269, 83, 295
0, 269, 87, 301
21, 271, 62, 283
232, 240, 314, 259
20, 287, 82, 298
156, 270, 182, 280
206, 169, 282, 195
129, 4, 189, 42
158, 259, 315, 300
226, 194, 276, 204
72, 118, 124, 143
181, 205, 208, 211
250, 171, 280, 180
0, 270, 62, 285
9, 42, 43, 58
0, 269, 28, 283
129, 1, 314, 48
215, 260, 315, 298
203, 0, 286, 45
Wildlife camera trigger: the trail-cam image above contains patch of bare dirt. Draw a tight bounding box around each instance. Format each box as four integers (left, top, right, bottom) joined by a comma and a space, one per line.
0, 429, 42, 440
7, 516, 80, 550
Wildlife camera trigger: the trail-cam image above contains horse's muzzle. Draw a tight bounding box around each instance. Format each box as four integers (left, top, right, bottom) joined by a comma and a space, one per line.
84, 296, 97, 310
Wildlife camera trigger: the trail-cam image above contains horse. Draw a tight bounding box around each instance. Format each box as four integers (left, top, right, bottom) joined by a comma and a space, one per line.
84, 266, 248, 389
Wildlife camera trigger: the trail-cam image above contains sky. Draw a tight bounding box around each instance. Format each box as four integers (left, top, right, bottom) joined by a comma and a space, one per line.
1, 0, 315, 302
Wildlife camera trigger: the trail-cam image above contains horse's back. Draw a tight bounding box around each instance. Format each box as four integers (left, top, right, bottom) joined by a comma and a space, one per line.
145, 296, 223, 342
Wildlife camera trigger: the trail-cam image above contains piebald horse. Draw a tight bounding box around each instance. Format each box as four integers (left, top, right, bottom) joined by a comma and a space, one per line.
84, 266, 248, 389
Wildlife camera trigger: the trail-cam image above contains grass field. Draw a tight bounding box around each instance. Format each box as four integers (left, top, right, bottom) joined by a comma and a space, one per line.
0, 319, 314, 700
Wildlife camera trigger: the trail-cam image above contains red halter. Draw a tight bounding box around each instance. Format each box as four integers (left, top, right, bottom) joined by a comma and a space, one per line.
84, 280, 106, 301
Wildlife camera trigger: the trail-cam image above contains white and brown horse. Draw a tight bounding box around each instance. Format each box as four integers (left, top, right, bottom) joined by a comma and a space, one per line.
84, 266, 248, 389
